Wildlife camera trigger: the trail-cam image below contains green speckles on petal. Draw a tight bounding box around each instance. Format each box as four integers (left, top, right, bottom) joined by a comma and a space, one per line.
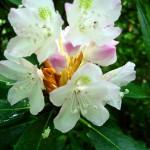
79, 0, 93, 10
76, 76, 91, 85
39, 7, 51, 20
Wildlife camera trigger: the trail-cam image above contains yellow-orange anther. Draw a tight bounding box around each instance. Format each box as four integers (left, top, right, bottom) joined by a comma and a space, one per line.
59, 52, 83, 86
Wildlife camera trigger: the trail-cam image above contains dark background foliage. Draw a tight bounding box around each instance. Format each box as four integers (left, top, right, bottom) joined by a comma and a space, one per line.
0, 0, 150, 149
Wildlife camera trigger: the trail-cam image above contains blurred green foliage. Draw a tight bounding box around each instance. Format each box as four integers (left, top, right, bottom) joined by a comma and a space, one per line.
0, 0, 150, 149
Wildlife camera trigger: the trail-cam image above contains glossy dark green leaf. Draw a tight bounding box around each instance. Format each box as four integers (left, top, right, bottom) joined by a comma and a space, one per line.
0, 100, 29, 127
0, 122, 32, 150
7, 0, 22, 5
124, 83, 150, 99
85, 120, 147, 150
38, 130, 67, 150
14, 112, 53, 150
0, 75, 13, 99
137, 0, 150, 60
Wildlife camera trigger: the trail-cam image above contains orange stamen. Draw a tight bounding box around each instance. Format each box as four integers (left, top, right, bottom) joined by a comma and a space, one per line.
42, 52, 83, 93
42, 61, 60, 93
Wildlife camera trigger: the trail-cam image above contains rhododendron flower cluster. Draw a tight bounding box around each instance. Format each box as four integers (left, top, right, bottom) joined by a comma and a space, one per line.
0, 0, 136, 133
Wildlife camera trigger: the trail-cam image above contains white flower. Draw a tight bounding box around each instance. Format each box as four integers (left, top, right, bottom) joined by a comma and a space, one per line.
65, 0, 121, 46
50, 62, 135, 133
5, 0, 63, 63
0, 58, 45, 115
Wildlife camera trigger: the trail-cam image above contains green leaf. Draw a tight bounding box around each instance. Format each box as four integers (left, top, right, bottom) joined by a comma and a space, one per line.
0, 122, 32, 150
0, 100, 29, 127
136, 0, 150, 60
81, 119, 147, 150
14, 112, 53, 150
0, 74, 13, 86
39, 131, 67, 150
7, 0, 22, 5
124, 83, 150, 99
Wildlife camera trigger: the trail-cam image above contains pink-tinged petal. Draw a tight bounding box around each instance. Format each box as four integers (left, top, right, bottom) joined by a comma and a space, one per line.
95, 44, 117, 66
65, 42, 80, 56
49, 54, 67, 72
85, 41, 118, 66
65, 3, 73, 12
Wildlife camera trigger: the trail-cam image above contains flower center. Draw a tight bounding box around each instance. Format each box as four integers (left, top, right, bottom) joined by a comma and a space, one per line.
39, 7, 51, 20
76, 76, 91, 86
59, 52, 83, 86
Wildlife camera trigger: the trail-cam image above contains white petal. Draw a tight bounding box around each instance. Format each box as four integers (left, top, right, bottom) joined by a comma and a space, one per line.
103, 62, 136, 87
54, 99, 80, 133
84, 104, 109, 126
94, 0, 121, 22
8, 79, 34, 105
8, 8, 38, 35
29, 82, 45, 115
50, 83, 72, 107
71, 63, 103, 83
94, 26, 121, 45
23, 0, 54, 10
0, 60, 28, 80
65, 27, 88, 46
65, 3, 81, 27
5, 36, 36, 58
51, 13, 64, 37
66, 25, 121, 46
82, 80, 121, 110
36, 39, 57, 64
18, 58, 36, 72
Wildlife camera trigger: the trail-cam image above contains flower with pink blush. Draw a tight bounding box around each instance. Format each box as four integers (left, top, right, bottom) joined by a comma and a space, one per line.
5, 0, 63, 64
64, 0, 121, 46
84, 41, 118, 66
49, 54, 67, 73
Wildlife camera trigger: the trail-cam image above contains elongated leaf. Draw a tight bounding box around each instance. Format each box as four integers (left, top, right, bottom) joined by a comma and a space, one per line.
124, 83, 150, 99
0, 122, 32, 150
81, 119, 147, 150
137, 0, 150, 60
7, 0, 22, 5
14, 112, 53, 150
0, 100, 29, 127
